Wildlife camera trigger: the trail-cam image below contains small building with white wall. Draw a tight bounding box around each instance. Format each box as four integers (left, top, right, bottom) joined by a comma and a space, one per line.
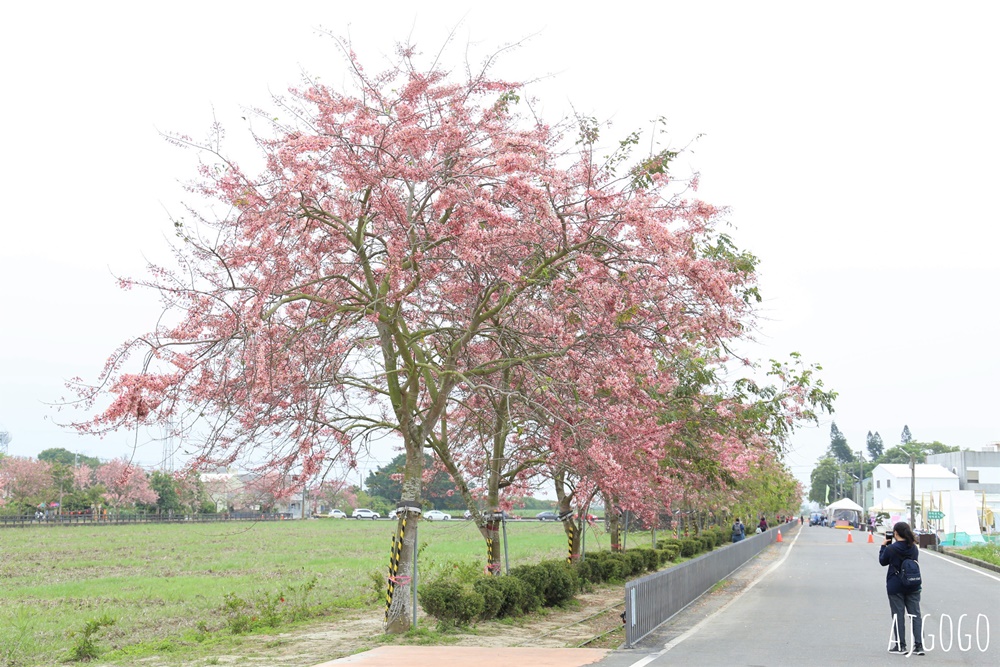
871, 463, 959, 512
926, 444, 1000, 494
926, 444, 1000, 532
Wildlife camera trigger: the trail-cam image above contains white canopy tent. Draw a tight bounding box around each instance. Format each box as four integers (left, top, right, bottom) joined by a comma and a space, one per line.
868, 496, 908, 531
869, 496, 907, 513
827, 498, 864, 512
826, 498, 864, 528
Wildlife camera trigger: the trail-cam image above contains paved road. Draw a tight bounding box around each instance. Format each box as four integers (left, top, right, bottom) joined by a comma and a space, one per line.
597, 524, 1000, 666
318, 525, 999, 667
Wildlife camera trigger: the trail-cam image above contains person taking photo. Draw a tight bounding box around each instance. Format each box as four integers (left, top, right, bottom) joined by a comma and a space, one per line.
879, 521, 924, 655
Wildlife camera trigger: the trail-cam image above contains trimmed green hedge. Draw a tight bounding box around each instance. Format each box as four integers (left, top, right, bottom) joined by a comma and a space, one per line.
417, 580, 484, 626
656, 538, 683, 551
678, 538, 700, 557
420, 533, 730, 626
659, 545, 680, 562
473, 574, 533, 619
509, 560, 579, 608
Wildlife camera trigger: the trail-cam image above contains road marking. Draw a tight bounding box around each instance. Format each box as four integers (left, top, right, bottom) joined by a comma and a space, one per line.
921, 548, 1000, 583
625, 528, 802, 667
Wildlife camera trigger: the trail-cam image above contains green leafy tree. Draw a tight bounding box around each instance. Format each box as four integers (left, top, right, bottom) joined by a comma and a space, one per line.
808, 457, 840, 504
866, 431, 884, 460
37, 448, 101, 469
920, 440, 959, 455
730, 457, 803, 521
828, 422, 854, 464
900, 425, 913, 444
147, 471, 181, 513
364, 454, 406, 504
879, 446, 919, 464
352, 489, 392, 516
879, 440, 957, 464
50, 463, 75, 509
365, 454, 463, 510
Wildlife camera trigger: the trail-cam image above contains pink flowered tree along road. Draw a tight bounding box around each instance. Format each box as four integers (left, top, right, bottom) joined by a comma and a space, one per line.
69, 40, 834, 632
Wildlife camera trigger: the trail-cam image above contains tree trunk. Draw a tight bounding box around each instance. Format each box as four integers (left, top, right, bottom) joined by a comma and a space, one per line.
383, 438, 422, 633
479, 517, 504, 575
607, 513, 622, 551
603, 492, 623, 552
553, 498, 582, 562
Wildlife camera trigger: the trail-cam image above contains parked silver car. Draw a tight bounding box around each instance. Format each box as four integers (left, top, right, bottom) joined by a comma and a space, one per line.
352, 508, 380, 520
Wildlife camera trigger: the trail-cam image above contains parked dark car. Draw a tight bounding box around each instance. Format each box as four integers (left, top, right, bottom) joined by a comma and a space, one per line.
536, 511, 560, 521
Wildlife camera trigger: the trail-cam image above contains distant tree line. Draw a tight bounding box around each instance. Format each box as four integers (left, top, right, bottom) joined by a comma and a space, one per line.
0, 448, 215, 516
808, 423, 960, 504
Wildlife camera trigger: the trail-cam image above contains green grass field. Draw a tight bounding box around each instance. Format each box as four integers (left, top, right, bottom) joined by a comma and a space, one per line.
0, 518, 639, 666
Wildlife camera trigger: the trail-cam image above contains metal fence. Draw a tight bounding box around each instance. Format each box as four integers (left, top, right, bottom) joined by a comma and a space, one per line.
623, 520, 794, 648
0, 511, 292, 528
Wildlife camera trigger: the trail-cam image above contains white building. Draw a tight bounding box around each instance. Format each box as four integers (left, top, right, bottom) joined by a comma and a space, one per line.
871, 463, 959, 511
926, 445, 1000, 532
926, 445, 1000, 494
200, 469, 245, 512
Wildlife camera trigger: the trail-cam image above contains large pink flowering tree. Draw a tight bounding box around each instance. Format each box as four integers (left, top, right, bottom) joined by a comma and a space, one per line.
71, 42, 833, 630
0, 457, 54, 509
94, 459, 158, 510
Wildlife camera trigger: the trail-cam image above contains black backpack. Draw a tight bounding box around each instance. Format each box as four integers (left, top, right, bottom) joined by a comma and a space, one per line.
897, 556, 922, 591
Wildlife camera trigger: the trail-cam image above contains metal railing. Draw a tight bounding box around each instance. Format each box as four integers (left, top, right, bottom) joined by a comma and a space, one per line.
623, 521, 793, 647
0, 511, 292, 528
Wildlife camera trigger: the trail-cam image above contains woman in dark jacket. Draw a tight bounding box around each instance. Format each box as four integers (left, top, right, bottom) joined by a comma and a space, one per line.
731, 518, 746, 542
878, 521, 924, 655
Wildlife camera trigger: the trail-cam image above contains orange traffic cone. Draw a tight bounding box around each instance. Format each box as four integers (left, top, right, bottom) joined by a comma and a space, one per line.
867, 532, 874, 543
776, 530, 783, 543
846, 531, 853, 543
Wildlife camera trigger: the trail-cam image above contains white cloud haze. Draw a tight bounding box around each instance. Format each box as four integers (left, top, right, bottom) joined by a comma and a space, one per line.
1, 1, 997, 490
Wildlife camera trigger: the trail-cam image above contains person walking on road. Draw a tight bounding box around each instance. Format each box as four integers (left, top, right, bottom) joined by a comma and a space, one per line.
879, 521, 924, 655
757, 515, 768, 533
731, 518, 746, 542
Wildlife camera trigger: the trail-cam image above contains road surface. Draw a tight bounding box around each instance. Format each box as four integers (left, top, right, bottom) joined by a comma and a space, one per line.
597, 523, 1000, 666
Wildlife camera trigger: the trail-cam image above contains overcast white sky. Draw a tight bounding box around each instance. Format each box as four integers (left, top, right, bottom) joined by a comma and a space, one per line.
1, 1, 997, 492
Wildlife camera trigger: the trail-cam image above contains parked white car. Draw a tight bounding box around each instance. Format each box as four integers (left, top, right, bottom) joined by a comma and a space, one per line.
424, 510, 452, 521
327, 509, 347, 519
352, 508, 380, 520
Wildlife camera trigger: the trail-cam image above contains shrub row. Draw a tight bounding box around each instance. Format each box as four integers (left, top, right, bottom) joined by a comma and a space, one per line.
657, 526, 728, 555
419, 531, 727, 628
418, 558, 579, 627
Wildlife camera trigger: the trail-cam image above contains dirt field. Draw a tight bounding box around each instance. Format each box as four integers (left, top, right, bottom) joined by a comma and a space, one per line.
188, 585, 626, 666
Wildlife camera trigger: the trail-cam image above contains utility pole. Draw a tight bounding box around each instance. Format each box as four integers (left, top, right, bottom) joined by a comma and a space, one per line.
855, 451, 864, 506
909, 454, 916, 529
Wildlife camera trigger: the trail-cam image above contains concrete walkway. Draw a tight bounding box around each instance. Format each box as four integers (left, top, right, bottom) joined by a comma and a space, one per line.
314, 646, 610, 666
